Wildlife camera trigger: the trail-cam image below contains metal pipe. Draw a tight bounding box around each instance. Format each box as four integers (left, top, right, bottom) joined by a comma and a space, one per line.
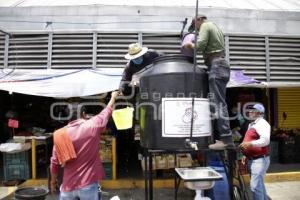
186, 0, 199, 150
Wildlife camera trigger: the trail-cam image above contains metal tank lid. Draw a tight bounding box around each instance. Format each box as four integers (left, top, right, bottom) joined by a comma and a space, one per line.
152, 54, 207, 69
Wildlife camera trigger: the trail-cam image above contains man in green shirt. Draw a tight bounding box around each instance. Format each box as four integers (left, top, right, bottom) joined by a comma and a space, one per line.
184, 15, 233, 150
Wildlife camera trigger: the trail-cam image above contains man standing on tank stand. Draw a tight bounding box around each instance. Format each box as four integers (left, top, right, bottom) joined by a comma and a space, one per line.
184, 15, 234, 150
119, 43, 161, 95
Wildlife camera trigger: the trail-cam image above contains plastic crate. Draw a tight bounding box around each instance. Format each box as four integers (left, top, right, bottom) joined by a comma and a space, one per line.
4, 163, 31, 181
3, 150, 29, 165
3, 150, 31, 181
103, 163, 112, 180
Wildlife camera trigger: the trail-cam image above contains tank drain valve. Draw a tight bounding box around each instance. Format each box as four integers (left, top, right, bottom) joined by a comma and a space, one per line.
185, 139, 198, 150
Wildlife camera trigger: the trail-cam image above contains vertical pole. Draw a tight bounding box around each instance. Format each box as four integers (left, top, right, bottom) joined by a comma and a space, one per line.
188, 0, 199, 143
144, 149, 148, 200
267, 88, 271, 123
4, 34, 9, 68
227, 149, 236, 200
149, 151, 153, 200
265, 36, 270, 82
92, 32, 97, 69
225, 35, 230, 63
31, 138, 37, 179
47, 33, 53, 69
112, 137, 117, 180
138, 32, 142, 45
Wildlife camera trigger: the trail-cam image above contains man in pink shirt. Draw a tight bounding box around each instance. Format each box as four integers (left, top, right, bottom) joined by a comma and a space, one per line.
50, 91, 119, 200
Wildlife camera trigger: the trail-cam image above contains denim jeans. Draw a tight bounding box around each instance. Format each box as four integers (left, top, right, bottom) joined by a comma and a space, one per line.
248, 156, 270, 200
60, 182, 100, 200
208, 57, 232, 140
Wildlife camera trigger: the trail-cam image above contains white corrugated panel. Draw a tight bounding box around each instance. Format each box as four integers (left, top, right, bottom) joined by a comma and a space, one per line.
0, 34, 4, 68
143, 33, 205, 65
228, 35, 267, 81
51, 33, 93, 68
97, 33, 138, 68
8, 34, 48, 69
269, 37, 300, 83
142, 33, 181, 55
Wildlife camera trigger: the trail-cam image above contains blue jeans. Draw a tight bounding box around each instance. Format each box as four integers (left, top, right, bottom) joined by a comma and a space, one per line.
59, 182, 101, 200
208, 57, 232, 140
248, 156, 270, 200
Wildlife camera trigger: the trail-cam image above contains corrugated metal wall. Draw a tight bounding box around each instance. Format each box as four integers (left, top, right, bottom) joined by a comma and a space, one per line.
228, 35, 267, 81
269, 37, 300, 82
0, 34, 4, 68
97, 33, 138, 68
0, 32, 300, 84
51, 33, 93, 68
8, 34, 48, 69
277, 88, 300, 128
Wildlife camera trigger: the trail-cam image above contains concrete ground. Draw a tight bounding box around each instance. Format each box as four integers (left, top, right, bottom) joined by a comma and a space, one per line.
100, 182, 300, 200
42, 181, 300, 200
1, 182, 299, 199
265, 181, 300, 200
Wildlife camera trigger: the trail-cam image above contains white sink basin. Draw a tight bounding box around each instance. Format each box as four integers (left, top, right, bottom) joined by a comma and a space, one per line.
175, 167, 223, 190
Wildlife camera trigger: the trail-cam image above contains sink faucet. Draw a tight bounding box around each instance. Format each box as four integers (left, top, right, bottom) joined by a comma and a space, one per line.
185, 138, 198, 150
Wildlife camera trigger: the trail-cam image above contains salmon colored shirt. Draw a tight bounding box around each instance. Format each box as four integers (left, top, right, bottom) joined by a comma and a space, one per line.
50, 106, 112, 192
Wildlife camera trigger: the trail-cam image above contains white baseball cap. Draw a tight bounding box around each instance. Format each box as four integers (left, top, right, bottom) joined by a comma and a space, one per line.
253, 103, 265, 113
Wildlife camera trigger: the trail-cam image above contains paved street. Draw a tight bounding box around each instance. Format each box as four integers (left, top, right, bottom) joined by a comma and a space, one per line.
266, 181, 300, 200
44, 181, 300, 200
2, 180, 299, 199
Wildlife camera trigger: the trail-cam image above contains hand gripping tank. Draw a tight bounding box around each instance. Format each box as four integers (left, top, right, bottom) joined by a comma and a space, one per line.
139, 55, 212, 150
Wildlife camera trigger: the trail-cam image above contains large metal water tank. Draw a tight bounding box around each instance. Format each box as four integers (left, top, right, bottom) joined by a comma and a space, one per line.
139, 55, 211, 150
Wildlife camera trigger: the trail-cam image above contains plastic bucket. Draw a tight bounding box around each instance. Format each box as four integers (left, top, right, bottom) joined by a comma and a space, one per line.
112, 107, 134, 130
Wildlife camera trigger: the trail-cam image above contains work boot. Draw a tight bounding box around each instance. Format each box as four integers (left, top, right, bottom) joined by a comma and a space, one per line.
209, 140, 235, 150
209, 140, 227, 150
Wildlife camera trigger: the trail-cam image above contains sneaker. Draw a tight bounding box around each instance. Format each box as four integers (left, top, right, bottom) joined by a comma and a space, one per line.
209, 140, 235, 150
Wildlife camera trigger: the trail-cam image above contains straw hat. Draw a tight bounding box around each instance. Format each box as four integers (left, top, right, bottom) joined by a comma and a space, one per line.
124, 43, 148, 60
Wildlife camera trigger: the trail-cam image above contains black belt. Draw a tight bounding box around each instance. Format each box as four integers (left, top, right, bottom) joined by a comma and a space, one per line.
247, 154, 269, 160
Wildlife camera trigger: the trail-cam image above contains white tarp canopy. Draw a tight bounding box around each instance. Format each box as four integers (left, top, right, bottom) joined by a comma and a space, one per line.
0, 68, 123, 98
0, 68, 269, 98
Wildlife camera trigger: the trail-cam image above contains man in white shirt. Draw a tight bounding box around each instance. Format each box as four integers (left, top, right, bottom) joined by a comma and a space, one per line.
239, 103, 271, 200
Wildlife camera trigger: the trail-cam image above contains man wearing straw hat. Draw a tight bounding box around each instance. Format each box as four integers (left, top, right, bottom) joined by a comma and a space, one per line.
119, 43, 160, 95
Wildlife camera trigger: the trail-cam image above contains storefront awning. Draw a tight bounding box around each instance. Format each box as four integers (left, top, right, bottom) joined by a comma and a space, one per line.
0, 68, 123, 98
0, 69, 267, 98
